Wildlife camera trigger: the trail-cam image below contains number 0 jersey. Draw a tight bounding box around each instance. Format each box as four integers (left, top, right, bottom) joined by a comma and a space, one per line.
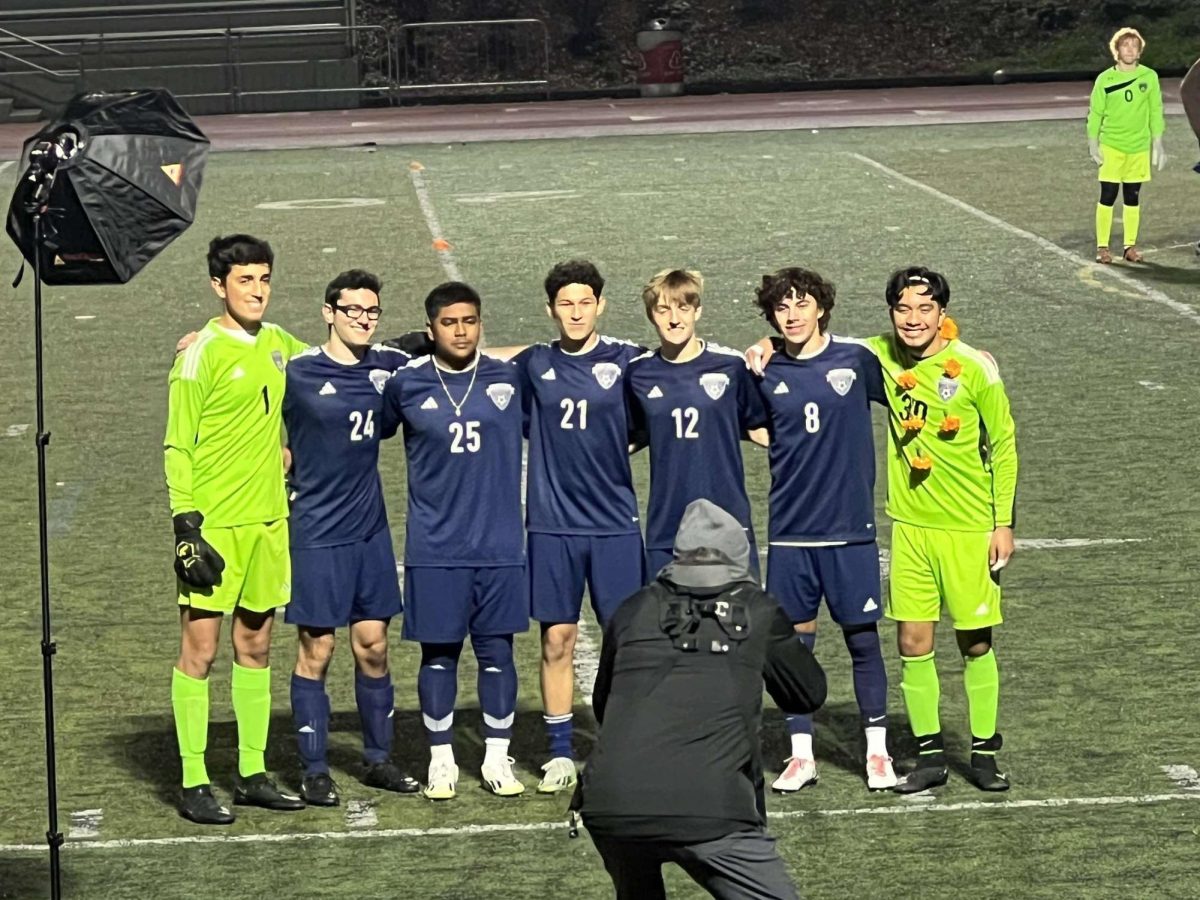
380, 354, 525, 567
758, 336, 884, 545
625, 342, 768, 551
514, 336, 644, 536
283, 344, 411, 549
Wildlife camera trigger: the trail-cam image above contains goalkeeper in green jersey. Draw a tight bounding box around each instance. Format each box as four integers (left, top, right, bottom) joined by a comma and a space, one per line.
864, 268, 1018, 794
165, 235, 309, 824
1087, 27, 1166, 264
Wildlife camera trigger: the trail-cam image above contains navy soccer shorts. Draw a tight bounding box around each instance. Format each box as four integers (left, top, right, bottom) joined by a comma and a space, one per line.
528, 532, 646, 627
285, 527, 402, 629
765, 542, 883, 626
402, 565, 529, 643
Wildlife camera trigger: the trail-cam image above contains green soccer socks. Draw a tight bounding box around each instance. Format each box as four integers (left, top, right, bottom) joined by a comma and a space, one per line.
172, 668, 210, 789
1095, 202, 1115, 248
231, 662, 271, 779
963, 649, 1000, 740
900, 651, 941, 739
1123, 204, 1141, 248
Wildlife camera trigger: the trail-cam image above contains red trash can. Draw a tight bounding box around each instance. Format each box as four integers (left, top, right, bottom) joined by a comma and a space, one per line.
636, 18, 683, 97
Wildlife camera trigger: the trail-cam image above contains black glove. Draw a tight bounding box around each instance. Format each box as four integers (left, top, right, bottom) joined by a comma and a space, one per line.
173, 512, 225, 589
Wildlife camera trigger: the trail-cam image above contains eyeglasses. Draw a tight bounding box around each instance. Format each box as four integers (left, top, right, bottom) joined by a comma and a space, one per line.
331, 303, 382, 321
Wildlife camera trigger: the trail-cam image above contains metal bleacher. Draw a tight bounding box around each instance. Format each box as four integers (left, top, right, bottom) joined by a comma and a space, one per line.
0, 0, 381, 120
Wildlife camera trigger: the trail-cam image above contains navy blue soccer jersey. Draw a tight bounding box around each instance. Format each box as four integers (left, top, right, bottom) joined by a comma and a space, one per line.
283, 344, 410, 549
380, 354, 525, 567
515, 336, 645, 536
759, 335, 885, 544
625, 342, 768, 551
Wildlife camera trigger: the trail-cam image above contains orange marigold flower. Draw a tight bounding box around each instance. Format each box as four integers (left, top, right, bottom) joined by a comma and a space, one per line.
910, 455, 933, 471
940, 416, 961, 435
896, 371, 918, 391
901, 416, 925, 432
939, 316, 959, 340
942, 358, 962, 379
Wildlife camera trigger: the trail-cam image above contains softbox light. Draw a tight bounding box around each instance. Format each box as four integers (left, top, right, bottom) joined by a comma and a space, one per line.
7, 88, 209, 284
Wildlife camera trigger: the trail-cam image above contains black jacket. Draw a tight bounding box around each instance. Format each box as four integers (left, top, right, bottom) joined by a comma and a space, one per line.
580, 577, 826, 842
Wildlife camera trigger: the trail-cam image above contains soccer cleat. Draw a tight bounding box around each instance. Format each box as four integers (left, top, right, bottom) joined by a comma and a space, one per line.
1095, 246, 1113, 264
233, 773, 306, 811
424, 759, 459, 801
1122, 245, 1144, 263
969, 733, 1010, 792
362, 761, 421, 794
300, 772, 340, 807
536, 757, 578, 794
178, 784, 235, 825
892, 761, 949, 794
771, 757, 818, 793
866, 754, 898, 791
481, 756, 526, 796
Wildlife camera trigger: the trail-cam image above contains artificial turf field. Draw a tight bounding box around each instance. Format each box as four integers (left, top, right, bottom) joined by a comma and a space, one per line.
1, 114, 1199, 899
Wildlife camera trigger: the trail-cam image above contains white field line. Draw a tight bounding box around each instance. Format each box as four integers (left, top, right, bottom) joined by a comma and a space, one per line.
850, 153, 1200, 327
0, 160, 13, 177
407, 162, 462, 282
2, 791, 1196, 853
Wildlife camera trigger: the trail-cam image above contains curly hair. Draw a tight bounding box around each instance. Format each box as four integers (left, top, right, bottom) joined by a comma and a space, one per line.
544, 259, 604, 303
754, 267, 836, 333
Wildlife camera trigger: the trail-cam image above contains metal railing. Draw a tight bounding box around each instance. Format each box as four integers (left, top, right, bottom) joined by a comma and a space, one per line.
395, 19, 550, 97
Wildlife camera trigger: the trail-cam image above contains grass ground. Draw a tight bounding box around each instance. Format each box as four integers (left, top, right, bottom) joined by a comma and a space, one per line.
1, 116, 1199, 898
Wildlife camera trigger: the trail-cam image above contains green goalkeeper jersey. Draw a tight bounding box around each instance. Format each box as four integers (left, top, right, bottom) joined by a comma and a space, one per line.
165, 318, 308, 527
1087, 64, 1164, 154
865, 334, 1017, 533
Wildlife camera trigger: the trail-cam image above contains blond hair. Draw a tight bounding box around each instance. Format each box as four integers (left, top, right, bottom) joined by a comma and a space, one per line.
642, 268, 704, 317
1109, 27, 1145, 61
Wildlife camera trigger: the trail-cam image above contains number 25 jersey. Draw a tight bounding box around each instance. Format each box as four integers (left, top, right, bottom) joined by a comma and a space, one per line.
381, 354, 525, 567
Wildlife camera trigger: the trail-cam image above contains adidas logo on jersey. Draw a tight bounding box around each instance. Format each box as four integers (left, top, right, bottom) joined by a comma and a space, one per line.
773, 381, 789, 395
421, 396, 439, 410
319, 381, 337, 396
647, 385, 663, 399
863, 597, 878, 613
541, 368, 557, 381
230, 366, 245, 380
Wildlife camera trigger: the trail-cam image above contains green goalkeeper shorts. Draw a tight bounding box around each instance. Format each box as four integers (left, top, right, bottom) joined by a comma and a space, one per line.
886, 522, 1002, 630
177, 519, 291, 614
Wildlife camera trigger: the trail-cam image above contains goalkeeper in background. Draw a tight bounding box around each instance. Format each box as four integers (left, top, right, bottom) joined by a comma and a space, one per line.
1086, 27, 1166, 264
864, 268, 1018, 794
165, 235, 308, 824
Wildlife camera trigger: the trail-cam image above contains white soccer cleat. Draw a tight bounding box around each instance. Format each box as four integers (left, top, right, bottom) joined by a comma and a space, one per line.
866, 753, 898, 791
481, 756, 526, 797
423, 759, 459, 801
536, 757, 578, 794
772, 757, 818, 792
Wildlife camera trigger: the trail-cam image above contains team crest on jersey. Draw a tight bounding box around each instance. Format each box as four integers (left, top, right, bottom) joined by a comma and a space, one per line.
369, 369, 392, 394
699, 372, 729, 400
937, 376, 959, 401
271, 350, 285, 371
826, 368, 857, 397
592, 362, 621, 390
486, 383, 515, 411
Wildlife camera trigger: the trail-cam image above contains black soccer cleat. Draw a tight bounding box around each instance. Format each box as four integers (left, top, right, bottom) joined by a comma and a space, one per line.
969, 733, 1010, 792
893, 732, 949, 795
300, 772, 340, 807
233, 773, 306, 811
362, 760, 421, 794
179, 784, 235, 825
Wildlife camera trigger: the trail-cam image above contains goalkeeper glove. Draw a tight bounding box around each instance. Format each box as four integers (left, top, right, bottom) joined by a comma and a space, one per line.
1088, 138, 1104, 166
173, 512, 225, 589
1151, 138, 1166, 171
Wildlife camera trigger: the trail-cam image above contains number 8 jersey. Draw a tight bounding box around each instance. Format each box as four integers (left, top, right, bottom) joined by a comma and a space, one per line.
283, 344, 410, 548
380, 354, 526, 567
758, 336, 885, 544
